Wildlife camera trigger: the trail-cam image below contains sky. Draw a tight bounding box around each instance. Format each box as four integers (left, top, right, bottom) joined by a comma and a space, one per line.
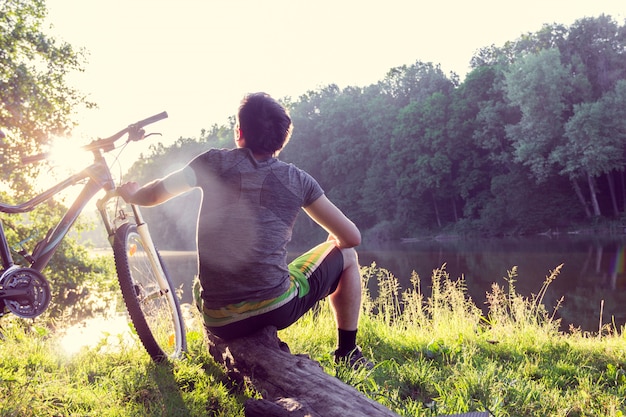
44, 0, 626, 148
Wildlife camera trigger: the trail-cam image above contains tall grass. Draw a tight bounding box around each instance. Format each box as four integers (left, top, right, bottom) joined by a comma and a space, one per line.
281, 263, 626, 416
1, 263, 625, 416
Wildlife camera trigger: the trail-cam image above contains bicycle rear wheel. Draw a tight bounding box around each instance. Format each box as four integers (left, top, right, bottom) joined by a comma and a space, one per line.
113, 222, 186, 361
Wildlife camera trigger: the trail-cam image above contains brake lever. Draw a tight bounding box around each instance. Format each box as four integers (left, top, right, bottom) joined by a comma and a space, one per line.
143, 132, 162, 140
126, 129, 162, 143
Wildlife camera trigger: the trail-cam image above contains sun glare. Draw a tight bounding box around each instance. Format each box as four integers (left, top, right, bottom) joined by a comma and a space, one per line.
57, 314, 135, 356
45, 136, 90, 178
24, 136, 94, 207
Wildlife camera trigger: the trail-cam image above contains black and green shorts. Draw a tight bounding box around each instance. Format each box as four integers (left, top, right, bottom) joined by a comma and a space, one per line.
194, 241, 343, 340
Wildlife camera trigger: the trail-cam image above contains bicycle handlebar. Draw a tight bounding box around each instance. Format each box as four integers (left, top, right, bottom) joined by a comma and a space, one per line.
132, 111, 169, 131
84, 111, 168, 152
21, 111, 168, 164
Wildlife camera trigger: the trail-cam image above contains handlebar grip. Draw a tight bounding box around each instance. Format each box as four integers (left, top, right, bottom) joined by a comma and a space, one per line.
133, 111, 168, 129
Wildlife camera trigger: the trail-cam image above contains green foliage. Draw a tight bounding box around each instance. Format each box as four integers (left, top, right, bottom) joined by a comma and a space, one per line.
0, 0, 92, 189
562, 79, 626, 178
504, 48, 573, 182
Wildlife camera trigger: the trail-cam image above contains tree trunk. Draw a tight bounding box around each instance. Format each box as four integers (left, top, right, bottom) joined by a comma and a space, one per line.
204, 326, 490, 417
571, 178, 592, 218
621, 170, 626, 214
606, 172, 619, 217
433, 192, 442, 227
587, 173, 602, 217
452, 197, 459, 223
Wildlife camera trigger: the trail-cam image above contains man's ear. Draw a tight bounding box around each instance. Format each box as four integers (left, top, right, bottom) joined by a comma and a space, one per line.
235, 129, 247, 148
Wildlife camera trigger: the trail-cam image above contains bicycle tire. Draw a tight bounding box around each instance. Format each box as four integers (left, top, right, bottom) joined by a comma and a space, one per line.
113, 222, 186, 361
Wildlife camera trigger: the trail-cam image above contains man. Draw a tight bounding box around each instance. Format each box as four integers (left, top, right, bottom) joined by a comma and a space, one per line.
118, 92, 372, 369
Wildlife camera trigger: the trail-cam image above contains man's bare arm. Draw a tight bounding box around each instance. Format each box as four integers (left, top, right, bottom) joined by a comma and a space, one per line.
303, 195, 361, 248
118, 167, 195, 206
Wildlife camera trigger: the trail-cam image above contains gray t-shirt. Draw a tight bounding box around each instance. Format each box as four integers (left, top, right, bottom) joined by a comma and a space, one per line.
188, 148, 324, 309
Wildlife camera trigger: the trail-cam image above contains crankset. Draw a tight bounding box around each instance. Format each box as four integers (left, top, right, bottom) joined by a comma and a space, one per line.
0, 267, 51, 318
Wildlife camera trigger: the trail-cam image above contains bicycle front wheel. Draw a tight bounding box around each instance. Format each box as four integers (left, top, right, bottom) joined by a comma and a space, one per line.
113, 223, 186, 361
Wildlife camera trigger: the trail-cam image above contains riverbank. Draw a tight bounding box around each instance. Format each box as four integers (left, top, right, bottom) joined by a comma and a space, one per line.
0, 265, 624, 416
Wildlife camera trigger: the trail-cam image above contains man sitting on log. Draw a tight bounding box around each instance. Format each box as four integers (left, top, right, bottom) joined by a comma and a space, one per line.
119, 92, 373, 369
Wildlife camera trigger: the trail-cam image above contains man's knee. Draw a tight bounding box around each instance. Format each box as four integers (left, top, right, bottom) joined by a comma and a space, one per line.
340, 247, 359, 270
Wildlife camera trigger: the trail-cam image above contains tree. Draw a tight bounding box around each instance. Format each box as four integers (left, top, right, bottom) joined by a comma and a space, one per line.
282, 85, 342, 182
380, 60, 454, 107
0, 0, 104, 321
445, 67, 498, 226
504, 48, 573, 183
391, 92, 456, 230
0, 0, 91, 192
562, 15, 626, 100
560, 80, 626, 217
359, 84, 403, 234
316, 86, 371, 218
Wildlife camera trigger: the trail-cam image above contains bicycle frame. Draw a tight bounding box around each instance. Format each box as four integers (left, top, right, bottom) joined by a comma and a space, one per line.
0, 150, 117, 274
0, 111, 173, 323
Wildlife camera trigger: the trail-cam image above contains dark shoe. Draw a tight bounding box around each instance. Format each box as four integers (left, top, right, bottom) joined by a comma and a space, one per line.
334, 346, 374, 370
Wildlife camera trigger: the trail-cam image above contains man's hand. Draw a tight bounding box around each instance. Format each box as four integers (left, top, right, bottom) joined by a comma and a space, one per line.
327, 234, 340, 246
117, 182, 140, 203
116, 170, 193, 207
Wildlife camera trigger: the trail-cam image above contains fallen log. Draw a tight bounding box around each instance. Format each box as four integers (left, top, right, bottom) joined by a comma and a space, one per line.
205, 326, 491, 417
205, 326, 396, 416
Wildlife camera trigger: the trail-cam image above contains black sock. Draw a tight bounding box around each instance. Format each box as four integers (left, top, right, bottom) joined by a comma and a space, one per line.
337, 328, 357, 355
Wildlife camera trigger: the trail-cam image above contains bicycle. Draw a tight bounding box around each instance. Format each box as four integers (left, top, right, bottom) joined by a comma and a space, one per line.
0, 112, 187, 362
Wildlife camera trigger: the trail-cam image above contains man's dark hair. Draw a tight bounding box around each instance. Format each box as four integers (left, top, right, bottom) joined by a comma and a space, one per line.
238, 92, 292, 155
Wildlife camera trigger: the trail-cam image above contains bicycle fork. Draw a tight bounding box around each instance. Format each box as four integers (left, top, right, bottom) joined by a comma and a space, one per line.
130, 205, 169, 290
129, 204, 185, 351
96, 191, 168, 288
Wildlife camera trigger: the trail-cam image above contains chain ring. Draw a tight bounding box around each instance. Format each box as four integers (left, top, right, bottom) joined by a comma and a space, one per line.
1, 268, 51, 318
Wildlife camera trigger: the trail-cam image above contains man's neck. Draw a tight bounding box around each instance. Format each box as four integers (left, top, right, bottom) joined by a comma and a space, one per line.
252, 152, 273, 161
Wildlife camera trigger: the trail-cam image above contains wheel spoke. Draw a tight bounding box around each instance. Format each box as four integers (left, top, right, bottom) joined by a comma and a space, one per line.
113, 223, 186, 361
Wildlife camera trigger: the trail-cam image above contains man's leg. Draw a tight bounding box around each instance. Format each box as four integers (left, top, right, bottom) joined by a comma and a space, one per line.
330, 248, 373, 369
329, 247, 362, 331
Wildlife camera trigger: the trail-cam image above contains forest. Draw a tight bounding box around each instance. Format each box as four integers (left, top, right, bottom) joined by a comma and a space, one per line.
124, 14, 626, 248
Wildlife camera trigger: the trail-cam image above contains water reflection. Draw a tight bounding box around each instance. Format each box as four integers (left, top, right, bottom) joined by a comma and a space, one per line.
161, 236, 626, 333
357, 236, 626, 332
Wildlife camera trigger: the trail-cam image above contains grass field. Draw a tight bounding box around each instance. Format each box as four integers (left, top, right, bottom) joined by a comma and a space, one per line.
1, 264, 625, 416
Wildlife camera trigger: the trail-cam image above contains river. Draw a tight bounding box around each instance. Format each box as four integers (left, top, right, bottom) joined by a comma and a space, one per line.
161, 235, 626, 333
